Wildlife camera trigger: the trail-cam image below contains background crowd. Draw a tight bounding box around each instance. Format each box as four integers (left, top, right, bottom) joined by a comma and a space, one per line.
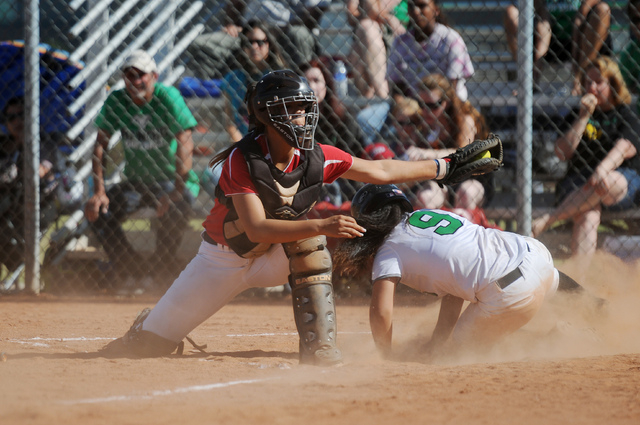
3, 0, 640, 293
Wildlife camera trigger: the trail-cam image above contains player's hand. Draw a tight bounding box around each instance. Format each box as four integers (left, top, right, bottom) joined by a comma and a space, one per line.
579, 93, 597, 118
84, 192, 110, 222
320, 215, 366, 239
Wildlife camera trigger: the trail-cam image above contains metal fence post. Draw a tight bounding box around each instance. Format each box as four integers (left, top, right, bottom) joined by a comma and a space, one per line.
24, 0, 41, 293
516, 0, 534, 235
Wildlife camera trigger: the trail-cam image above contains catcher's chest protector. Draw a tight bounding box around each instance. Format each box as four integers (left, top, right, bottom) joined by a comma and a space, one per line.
215, 135, 324, 258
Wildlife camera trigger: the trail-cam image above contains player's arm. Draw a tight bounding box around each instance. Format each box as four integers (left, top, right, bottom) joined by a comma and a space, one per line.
342, 156, 443, 184
231, 193, 366, 243
429, 294, 464, 347
370, 277, 399, 357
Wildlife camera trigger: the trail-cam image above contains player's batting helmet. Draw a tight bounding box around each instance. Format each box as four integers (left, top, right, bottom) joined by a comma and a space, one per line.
351, 184, 413, 221
251, 69, 319, 150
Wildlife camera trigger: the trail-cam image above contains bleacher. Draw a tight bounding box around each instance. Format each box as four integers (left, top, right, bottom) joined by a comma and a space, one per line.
315, 0, 640, 258
34, 0, 640, 290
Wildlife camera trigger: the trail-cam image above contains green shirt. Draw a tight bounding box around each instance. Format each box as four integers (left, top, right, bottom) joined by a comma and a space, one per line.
393, 0, 409, 28
620, 38, 640, 94
95, 83, 200, 197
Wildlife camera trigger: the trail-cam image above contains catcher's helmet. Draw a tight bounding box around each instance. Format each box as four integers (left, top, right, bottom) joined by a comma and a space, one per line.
351, 184, 413, 221
252, 69, 319, 150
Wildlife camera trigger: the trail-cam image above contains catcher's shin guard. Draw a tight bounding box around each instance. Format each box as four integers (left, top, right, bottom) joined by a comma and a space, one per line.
284, 236, 343, 366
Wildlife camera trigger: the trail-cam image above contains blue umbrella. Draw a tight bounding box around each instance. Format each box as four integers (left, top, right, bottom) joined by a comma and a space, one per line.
0, 40, 85, 135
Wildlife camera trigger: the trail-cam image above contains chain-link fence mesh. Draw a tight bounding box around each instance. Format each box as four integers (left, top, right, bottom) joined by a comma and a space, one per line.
1, 0, 639, 296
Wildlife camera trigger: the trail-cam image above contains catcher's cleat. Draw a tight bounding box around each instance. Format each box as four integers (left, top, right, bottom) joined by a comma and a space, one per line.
98, 308, 208, 358
300, 345, 344, 367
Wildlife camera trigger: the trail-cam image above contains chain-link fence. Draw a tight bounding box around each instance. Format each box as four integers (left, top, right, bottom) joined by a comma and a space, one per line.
1, 0, 639, 296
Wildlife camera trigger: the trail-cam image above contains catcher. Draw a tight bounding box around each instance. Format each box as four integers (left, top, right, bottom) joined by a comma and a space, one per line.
100, 70, 501, 365
333, 184, 593, 359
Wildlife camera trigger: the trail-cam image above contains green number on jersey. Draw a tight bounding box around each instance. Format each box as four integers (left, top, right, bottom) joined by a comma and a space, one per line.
408, 211, 462, 235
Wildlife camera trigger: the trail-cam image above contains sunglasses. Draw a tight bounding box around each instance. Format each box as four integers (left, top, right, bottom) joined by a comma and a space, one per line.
409, 0, 433, 9
423, 98, 444, 109
124, 69, 148, 80
245, 38, 268, 47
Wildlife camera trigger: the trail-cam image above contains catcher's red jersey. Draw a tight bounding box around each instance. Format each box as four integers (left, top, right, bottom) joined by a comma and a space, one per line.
202, 134, 353, 245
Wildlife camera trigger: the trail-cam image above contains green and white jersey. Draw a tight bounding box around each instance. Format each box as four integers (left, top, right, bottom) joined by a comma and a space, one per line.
371, 209, 529, 301
95, 83, 200, 196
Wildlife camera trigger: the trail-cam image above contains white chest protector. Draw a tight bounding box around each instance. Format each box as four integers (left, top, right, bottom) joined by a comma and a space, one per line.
371, 209, 529, 301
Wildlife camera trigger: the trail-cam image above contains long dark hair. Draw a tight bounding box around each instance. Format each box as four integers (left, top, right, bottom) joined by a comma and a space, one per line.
333, 204, 408, 279
237, 20, 286, 75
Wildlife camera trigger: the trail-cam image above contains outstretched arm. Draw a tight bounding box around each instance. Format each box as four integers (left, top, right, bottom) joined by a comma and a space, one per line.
342, 156, 444, 184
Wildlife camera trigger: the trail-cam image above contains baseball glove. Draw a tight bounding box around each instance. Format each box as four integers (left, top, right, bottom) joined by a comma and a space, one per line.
439, 134, 503, 185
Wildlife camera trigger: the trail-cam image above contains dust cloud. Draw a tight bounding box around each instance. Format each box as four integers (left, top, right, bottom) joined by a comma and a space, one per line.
352, 251, 640, 366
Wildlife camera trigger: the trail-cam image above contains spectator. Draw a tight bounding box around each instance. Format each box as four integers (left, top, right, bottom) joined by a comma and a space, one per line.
387, 0, 474, 101
358, 0, 474, 149
620, 0, 640, 105
222, 21, 287, 142
187, 1, 325, 79
532, 56, 640, 257
347, 0, 406, 99
400, 74, 494, 210
504, 0, 552, 86
505, 0, 612, 95
225, 0, 325, 69
84, 50, 200, 293
556, 0, 612, 95
385, 94, 448, 209
0, 97, 59, 275
301, 58, 367, 204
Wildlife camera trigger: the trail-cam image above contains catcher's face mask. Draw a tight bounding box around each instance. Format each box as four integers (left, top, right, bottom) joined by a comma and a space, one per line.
266, 94, 319, 150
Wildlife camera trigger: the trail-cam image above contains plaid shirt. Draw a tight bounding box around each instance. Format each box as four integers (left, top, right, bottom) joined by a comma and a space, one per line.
387, 23, 474, 101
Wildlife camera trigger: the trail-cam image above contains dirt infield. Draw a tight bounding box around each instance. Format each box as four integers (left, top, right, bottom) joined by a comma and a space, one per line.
2, 251, 640, 425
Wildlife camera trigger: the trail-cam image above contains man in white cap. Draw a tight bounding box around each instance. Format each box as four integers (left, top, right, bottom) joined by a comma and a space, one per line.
85, 50, 199, 294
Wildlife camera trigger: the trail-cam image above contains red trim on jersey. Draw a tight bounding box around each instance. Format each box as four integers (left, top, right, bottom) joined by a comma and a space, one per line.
202, 135, 354, 245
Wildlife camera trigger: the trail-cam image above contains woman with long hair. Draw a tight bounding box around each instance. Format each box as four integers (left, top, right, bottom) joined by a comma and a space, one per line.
394, 74, 492, 211
532, 56, 640, 258
221, 20, 287, 142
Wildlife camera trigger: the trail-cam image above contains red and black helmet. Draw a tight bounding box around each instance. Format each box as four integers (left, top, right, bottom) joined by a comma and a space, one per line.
251, 69, 319, 150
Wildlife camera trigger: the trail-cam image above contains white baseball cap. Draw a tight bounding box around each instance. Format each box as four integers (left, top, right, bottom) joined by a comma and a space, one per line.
121, 50, 157, 73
